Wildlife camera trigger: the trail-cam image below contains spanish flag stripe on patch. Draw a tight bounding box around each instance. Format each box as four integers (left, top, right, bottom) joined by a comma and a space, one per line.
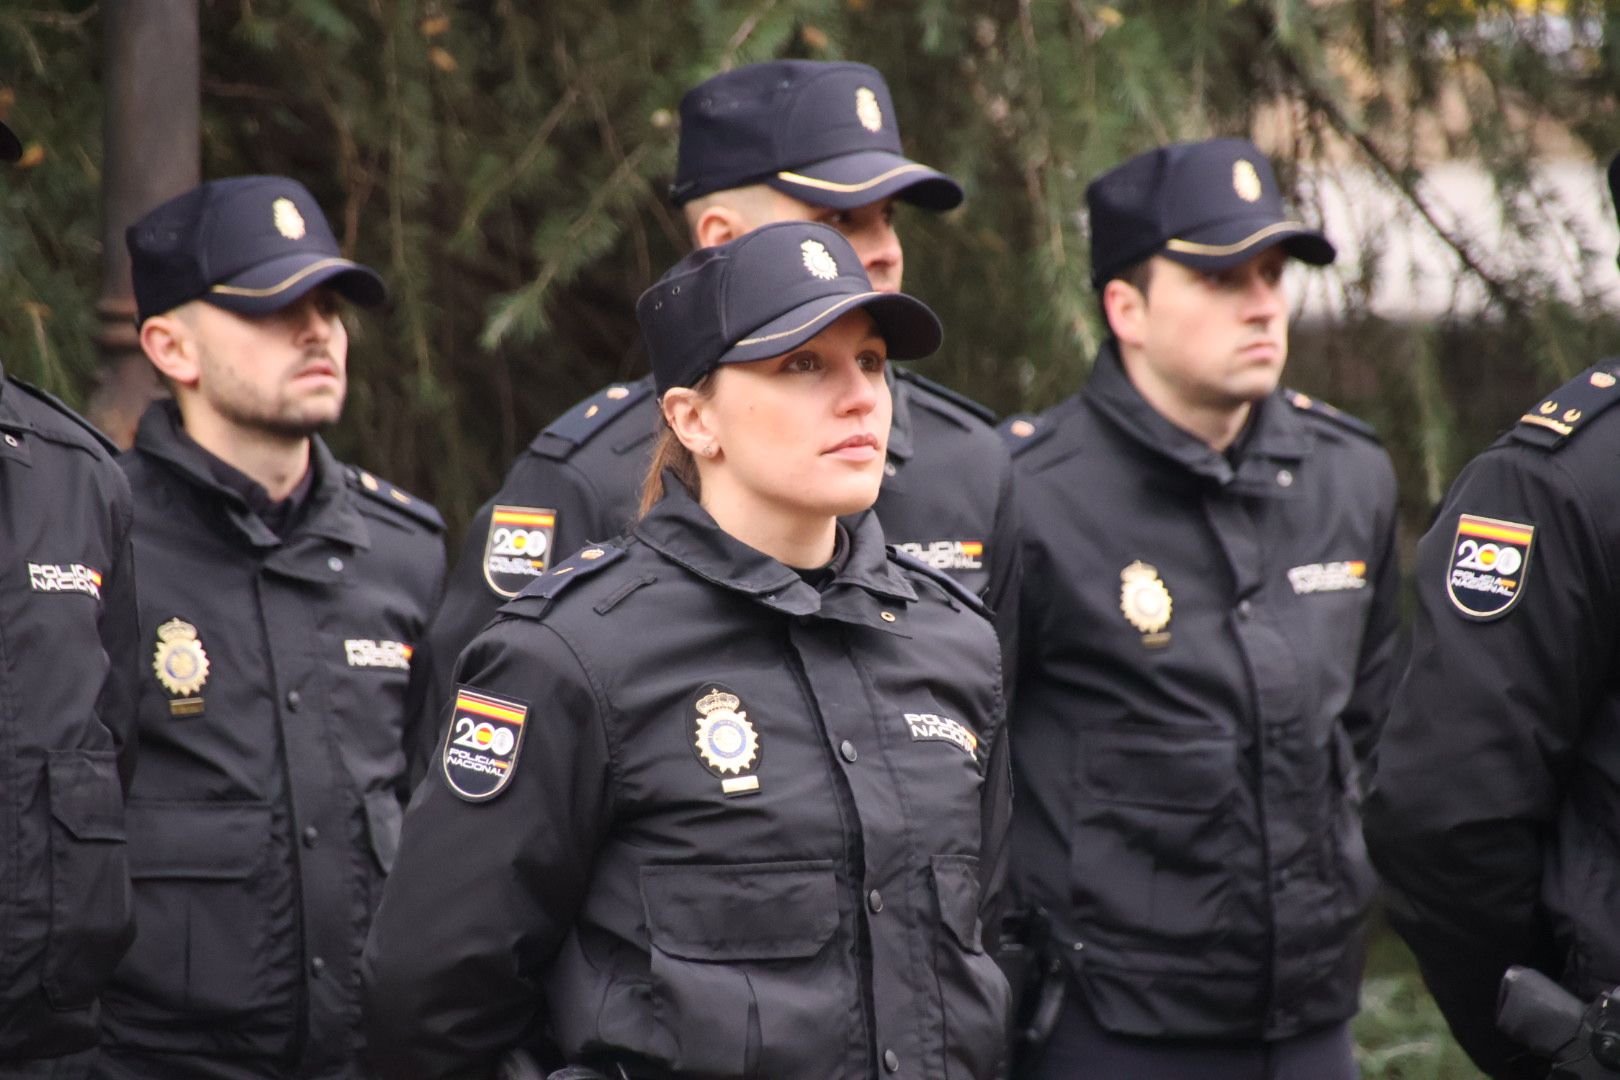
455, 692, 526, 725
1458, 516, 1534, 546
492, 510, 555, 527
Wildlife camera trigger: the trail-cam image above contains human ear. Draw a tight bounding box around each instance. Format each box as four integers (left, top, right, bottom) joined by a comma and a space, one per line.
662, 385, 721, 458
1102, 278, 1148, 351
692, 204, 751, 249
139, 313, 202, 389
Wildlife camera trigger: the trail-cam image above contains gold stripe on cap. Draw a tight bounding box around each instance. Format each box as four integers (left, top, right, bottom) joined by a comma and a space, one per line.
1518, 413, 1573, 436
736, 292, 881, 348
1163, 221, 1310, 258
775, 163, 931, 195
209, 257, 355, 299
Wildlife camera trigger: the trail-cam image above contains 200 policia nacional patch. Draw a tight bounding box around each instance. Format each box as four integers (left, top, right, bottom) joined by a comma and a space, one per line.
1446, 513, 1535, 620
442, 687, 529, 801
482, 506, 556, 598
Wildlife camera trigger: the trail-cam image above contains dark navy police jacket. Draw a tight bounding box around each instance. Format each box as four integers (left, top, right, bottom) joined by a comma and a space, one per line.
365, 484, 1011, 1080
1005, 345, 1400, 1041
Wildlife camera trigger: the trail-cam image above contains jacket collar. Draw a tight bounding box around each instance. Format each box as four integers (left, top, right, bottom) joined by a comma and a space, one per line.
134, 399, 369, 550
1082, 341, 1311, 492
634, 478, 916, 629
885, 365, 915, 464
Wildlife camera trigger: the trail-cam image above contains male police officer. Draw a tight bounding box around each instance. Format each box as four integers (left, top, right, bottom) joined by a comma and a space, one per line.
1003, 139, 1401, 1079
93, 177, 445, 1080
411, 60, 1018, 778
0, 117, 142, 1079
1365, 155, 1620, 1080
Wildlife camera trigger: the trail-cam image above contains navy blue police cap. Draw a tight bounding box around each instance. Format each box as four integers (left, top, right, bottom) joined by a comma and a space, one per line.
636, 221, 942, 396
1087, 137, 1335, 288
127, 175, 386, 325
0, 119, 19, 163
671, 60, 963, 212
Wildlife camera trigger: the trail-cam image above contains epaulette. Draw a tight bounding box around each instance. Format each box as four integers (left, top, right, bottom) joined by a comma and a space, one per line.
508, 543, 625, 606
533, 381, 653, 461
345, 466, 445, 532
895, 367, 996, 426
5, 377, 119, 455
997, 413, 1052, 455
888, 546, 991, 620
1510, 362, 1620, 450
1284, 389, 1380, 442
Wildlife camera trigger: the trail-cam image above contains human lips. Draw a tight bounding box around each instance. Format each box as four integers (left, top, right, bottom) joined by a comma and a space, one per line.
291, 356, 341, 384
823, 432, 882, 461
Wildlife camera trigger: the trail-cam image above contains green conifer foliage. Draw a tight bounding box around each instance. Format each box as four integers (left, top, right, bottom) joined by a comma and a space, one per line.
1, 1, 1618, 545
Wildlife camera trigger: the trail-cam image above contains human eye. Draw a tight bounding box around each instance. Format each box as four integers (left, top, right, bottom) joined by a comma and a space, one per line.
313, 290, 343, 318
781, 351, 822, 374
858, 349, 887, 374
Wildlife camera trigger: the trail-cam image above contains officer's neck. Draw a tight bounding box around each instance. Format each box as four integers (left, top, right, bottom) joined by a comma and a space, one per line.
175, 399, 313, 503
698, 479, 839, 570
1117, 351, 1254, 453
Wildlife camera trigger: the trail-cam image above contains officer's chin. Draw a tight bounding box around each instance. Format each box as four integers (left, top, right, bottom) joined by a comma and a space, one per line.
818, 468, 884, 519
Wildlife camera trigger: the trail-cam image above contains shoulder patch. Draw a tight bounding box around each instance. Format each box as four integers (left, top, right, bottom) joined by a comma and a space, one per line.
5, 378, 119, 455
533, 380, 654, 461
894, 368, 996, 426
997, 413, 1050, 455
1285, 390, 1380, 442
345, 466, 445, 532
888, 546, 991, 620
509, 542, 625, 605
441, 685, 529, 802
482, 505, 558, 598
1444, 513, 1535, 620
1510, 363, 1620, 451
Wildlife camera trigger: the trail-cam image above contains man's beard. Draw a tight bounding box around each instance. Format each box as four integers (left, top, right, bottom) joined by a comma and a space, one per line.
210, 349, 345, 439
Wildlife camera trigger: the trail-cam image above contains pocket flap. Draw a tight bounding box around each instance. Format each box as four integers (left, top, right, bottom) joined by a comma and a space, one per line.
126, 801, 270, 880
48, 750, 125, 841
1085, 728, 1236, 811
931, 854, 984, 952
641, 860, 839, 961
364, 789, 404, 874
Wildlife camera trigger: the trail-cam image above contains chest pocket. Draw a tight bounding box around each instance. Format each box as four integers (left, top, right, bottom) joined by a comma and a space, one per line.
640, 860, 851, 1078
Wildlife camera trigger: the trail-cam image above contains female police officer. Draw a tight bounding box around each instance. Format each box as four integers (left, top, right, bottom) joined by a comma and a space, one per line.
361, 221, 1011, 1080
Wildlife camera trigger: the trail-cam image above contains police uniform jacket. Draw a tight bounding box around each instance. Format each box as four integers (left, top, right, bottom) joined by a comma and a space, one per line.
1366, 361, 1620, 1078
409, 367, 1020, 781
98, 402, 444, 1079
364, 482, 1012, 1080
0, 369, 140, 1073
1005, 344, 1400, 1040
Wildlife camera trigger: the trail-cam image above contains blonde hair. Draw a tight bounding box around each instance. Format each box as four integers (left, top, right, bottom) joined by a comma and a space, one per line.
638, 374, 716, 517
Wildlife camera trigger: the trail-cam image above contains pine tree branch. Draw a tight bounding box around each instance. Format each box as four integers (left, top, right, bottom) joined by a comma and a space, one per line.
1255, 8, 1531, 319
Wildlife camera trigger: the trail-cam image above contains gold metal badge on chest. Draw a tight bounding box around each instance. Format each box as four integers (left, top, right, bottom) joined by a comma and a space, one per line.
692, 685, 761, 796
154, 617, 210, 715
1120, 561, 1173, 646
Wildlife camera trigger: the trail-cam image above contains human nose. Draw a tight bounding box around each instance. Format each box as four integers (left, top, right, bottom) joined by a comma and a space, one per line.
295, 298, 334, 343
835, 356, 880, 416
855, 223, 901, 293
1243, 273, 1285, 322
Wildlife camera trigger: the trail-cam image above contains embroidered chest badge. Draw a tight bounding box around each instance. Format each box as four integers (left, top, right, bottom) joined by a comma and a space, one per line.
692, 684, 761, 797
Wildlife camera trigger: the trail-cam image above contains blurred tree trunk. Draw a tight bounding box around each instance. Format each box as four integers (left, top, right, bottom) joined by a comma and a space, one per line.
87, 0, 199, 447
